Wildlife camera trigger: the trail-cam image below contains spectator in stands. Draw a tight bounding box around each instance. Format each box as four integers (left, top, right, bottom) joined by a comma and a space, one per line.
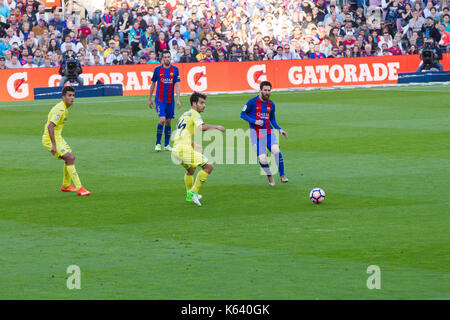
120, 50, 133, 64
282, 44, 300, 59
309, 44, 327, 58
154, 31, 168, 57
180, 46, 194, 62
438, 23, 450, 50
0, 0, 10, 21
378, 30, 393, 48
363, 44, 373, 56
273, 46, 284, 60
106, 46, 123, 65
147, 50, 159, 64
169, 39, 179, 57
33, 47, 44, 66
80, 55, 91, 66
102, 39, 115, 58
50, 51, 60, 67
77, 18, 92, 40
5, 54, 21, 68
49, 9, 65, 33
48, 38, 59, 53
422, 18, 442, 43
117, 10, 132, 46
328, 46, 339, 58
230, 48, 246, 62
389, 39, 403, 55
409, 10, 425, 34
0, 55, 7, 69
32, 18, 47, 37
171, 30, 186, 48
87, 26, 102, 43
195, 44, 207, 61
443, 14, 450, 32
24, 3, 36, 26
320, 37, 333, 57
61, 35, 76, 54
3, 48, 11, 62
201, 47, 216, 62
101, 6, 115, 41
217, 50, 228, 62
408, 44, 419, 54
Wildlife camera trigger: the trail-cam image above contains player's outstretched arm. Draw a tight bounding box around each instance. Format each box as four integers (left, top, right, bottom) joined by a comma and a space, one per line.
199, 124, 225, 132
47, 122, 57, 155
270, 105, 288, 138
175, 83, 181, 109
148, 81, 156, 109
279, 129, 288, 138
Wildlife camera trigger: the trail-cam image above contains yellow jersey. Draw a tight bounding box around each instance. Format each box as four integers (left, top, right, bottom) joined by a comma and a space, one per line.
43, 101, 68, 140
173, 108, 204, 148
103, 47, 114, 58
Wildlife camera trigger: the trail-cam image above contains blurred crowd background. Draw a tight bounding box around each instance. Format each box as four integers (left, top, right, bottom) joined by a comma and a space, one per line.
0, 0, 449, 69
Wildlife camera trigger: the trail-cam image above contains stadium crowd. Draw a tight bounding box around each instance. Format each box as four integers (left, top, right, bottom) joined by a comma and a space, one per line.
0, 0, 449, 69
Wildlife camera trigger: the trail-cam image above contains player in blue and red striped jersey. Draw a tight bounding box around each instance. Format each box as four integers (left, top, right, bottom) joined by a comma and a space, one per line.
149, 50, 181, 151
240, 81, 289, 186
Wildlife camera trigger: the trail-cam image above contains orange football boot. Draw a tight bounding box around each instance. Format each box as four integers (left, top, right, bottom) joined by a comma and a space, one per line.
61, 185, 77, 192
77, 187, 91, 196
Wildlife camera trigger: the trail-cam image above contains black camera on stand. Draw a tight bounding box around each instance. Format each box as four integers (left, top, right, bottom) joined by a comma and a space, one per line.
59, 51, 84, 86
421, 42, 436, 69
418, 41, 443, 72
64, 56, 81, 79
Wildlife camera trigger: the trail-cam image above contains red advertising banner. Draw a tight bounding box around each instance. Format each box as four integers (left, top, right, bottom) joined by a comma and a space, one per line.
41, 0, 62, 8
1, 54, 449, 102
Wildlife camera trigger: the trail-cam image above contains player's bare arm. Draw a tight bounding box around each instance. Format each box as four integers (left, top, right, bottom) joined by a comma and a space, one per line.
280, 129, 288, 138
47, 121, 57, 156
148, 81, 156, 109
199, 124, 225, 132
176, 82, 181, 109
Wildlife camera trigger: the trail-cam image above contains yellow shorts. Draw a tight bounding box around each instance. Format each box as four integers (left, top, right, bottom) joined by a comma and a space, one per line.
172, 146, 208, 169
42, 136, 72, 160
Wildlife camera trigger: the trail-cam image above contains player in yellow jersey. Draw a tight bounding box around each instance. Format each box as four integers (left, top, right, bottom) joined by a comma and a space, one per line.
42, 86, 90, 196
172, 92, 225, 206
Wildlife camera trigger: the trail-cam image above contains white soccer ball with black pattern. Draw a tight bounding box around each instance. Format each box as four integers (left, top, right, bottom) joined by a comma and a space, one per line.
310, 188, 325, 204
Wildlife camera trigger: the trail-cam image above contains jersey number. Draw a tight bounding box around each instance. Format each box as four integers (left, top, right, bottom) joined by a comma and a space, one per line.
177, 118, 186, 136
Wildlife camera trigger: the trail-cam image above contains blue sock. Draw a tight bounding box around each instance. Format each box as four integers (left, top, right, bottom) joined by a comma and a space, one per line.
275, 152, 285, 176
164, 125, 171, 147
156, 123, 163, 145
259, 161, 272, 176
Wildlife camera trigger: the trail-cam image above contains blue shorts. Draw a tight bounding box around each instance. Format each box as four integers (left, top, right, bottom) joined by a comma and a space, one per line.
250, 128, 278, 156
155, 101, 175, 119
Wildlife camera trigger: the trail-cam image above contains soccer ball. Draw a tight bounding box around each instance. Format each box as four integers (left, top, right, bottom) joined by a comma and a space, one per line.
310, 188, 325, 204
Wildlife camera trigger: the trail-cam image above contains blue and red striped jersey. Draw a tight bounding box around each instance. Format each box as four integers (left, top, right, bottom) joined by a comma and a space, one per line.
151, 65, 181, 104
240, 96, 281, 137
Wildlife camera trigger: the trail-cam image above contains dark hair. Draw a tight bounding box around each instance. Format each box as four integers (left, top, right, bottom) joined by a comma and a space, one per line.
162, 49, 171, 56
190, 92, 207, 106
260, 81, 272, 90
62, 86, 75, 97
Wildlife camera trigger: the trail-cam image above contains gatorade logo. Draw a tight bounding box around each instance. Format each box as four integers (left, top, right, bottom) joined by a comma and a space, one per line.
187, 66, 207, 91
247, 64, 267, 90
7, 72, 29, 99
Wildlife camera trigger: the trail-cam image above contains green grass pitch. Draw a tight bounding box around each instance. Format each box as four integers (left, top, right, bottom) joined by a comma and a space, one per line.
0, 85, 449, 299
